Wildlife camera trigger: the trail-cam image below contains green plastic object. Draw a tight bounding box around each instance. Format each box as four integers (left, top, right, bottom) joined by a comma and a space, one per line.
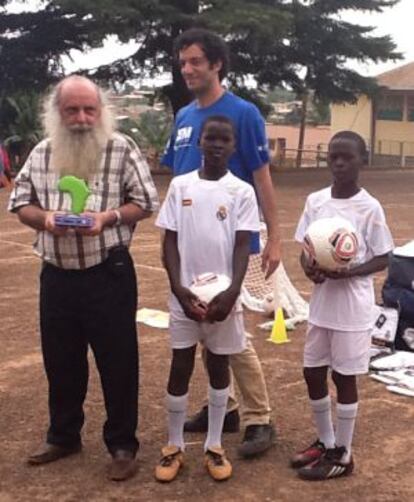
58, 175, 91, 214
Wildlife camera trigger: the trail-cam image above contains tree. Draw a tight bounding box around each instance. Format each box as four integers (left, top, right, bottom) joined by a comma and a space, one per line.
1, 0, 401, 136
76, 0, 294, 115
1, 92, 43, 170
285, 0, 401, 167
1, 0, 292, 115
0, 1, 99, 98
119, 110, 173, 167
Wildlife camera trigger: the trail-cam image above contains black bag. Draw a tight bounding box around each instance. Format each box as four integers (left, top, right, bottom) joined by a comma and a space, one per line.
394, 318, 414, 352
382, 283, 414, 325
386, 253, 414, 290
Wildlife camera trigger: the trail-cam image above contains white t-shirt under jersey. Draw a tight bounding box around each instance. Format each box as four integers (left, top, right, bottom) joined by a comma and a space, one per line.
156, 170, 260, 312
295, 187, 394, 331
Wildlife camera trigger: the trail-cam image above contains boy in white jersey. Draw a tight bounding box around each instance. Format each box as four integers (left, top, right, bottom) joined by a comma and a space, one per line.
155, 116, 260, 482
291, 131, 393, 481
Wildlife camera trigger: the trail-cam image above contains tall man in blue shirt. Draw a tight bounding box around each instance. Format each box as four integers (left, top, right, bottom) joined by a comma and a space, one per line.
162, 28, 282, 457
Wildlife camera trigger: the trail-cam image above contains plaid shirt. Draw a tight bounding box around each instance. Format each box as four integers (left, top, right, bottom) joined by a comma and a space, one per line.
8, 133, 159, 269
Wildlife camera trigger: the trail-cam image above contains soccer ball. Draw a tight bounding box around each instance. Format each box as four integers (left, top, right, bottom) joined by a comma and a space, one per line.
303, 217, 358, 271
189, 273, 231, 303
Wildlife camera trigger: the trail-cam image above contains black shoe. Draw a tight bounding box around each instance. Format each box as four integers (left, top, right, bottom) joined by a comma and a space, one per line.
184, 406, 240, 433
290, 439, 326, 469
107, 450, 137, 482
237, 423, 276, 458
297, 446, 354, 481
27, 442, 82, 465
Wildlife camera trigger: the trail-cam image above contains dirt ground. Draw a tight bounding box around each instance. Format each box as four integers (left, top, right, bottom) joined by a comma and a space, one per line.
1, 169, 413, 502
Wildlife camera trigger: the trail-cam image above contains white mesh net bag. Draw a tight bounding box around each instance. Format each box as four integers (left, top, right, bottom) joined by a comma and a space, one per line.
241, 224, 309, 328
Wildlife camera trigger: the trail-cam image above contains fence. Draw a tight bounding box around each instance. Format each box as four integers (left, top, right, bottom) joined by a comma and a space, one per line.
374, 140, 414, 167
271, 139, 414, 169
271, 144, 328, 168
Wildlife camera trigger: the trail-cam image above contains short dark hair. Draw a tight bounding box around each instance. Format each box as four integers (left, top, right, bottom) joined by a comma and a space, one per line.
330, 130, 368, 161
174, 28, 230, 81
200, 115, 236, 138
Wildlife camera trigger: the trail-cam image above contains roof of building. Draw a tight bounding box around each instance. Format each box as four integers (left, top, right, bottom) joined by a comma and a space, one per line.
377, 61, 414, 91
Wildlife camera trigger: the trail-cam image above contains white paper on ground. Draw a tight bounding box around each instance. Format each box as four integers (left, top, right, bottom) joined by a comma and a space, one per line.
136, 308, 169, 329
369, 351, 414, 371
386, 385, 414, 397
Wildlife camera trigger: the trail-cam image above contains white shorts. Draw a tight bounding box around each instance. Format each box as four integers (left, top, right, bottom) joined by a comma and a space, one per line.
304, 323, 371, 375
169, 309, 246, 355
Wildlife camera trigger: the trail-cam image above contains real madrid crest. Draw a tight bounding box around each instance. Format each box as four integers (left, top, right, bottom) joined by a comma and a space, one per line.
216, 205, 228, 221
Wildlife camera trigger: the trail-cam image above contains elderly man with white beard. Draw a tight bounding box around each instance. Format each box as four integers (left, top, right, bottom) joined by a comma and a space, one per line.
8, 75, 159, 481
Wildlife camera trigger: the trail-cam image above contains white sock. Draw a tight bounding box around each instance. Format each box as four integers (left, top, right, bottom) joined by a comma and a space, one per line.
166, 392, 188, 451
336, 402, 358, 463
204, 385, 230, 451
310, 395, 335, 449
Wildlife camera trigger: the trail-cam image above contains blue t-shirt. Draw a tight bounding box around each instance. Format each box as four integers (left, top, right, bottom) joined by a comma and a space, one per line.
162, 91, 270, 252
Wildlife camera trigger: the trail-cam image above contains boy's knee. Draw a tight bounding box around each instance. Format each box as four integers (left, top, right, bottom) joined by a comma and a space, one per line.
332, 370, 355, 386
169, 347, 196, 392
303, 366, 326, 384
303, 366, 329, 399
206, 351, 230, 389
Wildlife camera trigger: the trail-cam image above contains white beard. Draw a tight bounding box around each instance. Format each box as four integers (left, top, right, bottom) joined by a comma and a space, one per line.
49, 124, 109, 182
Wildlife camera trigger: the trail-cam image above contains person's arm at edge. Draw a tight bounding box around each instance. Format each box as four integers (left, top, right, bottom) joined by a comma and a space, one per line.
163, 229, 206, 321
253, 163, 282, 278
325, 253, 389, 280
163, 229, 182, 297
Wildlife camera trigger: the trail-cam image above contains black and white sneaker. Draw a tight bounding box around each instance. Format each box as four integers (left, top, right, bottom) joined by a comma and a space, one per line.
297, 446, 354, 481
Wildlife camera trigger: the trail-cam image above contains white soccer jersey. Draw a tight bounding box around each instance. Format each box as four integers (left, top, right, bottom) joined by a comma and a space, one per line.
156, 170, 260, 312
295, 187, 394, 331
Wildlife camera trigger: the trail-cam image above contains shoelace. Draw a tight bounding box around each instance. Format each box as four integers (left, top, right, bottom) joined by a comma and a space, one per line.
160, 451, 180, 466
207, 450, 224, 466
304, 440, 325, 452
324, 446, 346, 463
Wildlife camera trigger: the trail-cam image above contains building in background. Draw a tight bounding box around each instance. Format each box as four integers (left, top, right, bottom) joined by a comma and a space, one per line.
265, 124, 331, 168
331, 61, 414, 167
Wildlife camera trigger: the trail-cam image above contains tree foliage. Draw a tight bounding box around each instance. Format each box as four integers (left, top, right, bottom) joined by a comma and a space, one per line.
118, 110, 173, 167
0, 0, 402, 117
0, 2, 99, 98
286, 0, 401, 103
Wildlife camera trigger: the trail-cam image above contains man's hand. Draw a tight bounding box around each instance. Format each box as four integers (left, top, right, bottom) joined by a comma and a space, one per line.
75, 211, 110, 236
206, 287, 239, 323
174, 286, 208, 322
44, 211, 69, 236
261, 239, 281, 279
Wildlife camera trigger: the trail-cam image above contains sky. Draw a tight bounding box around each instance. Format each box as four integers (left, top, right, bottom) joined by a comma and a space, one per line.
4, 0, 414, 81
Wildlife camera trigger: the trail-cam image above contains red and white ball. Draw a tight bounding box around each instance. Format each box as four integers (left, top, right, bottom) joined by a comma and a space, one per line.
303, 217, 358, 271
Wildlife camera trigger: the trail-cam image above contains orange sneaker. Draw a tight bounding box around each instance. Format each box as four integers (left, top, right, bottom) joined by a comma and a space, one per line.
154, 445, 184, 482
204, 446, 232, 481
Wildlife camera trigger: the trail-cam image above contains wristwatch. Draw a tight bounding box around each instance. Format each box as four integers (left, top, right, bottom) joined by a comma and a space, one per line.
113, 209, 122, 226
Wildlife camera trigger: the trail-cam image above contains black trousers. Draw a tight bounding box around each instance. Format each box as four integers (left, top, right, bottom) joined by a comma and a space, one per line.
39, 247, 139, 455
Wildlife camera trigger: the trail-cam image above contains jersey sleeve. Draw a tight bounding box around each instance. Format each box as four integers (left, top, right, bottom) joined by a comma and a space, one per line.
155, 180, 178, 231
239, 104, 270, 172
295, 196, 312, 243
366, 202, 394, 256
236, 186, 261, 232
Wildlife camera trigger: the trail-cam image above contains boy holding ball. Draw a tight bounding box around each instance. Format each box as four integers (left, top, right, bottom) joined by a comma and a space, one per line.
155, 116, 259, 482
292, 131, 393, 480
